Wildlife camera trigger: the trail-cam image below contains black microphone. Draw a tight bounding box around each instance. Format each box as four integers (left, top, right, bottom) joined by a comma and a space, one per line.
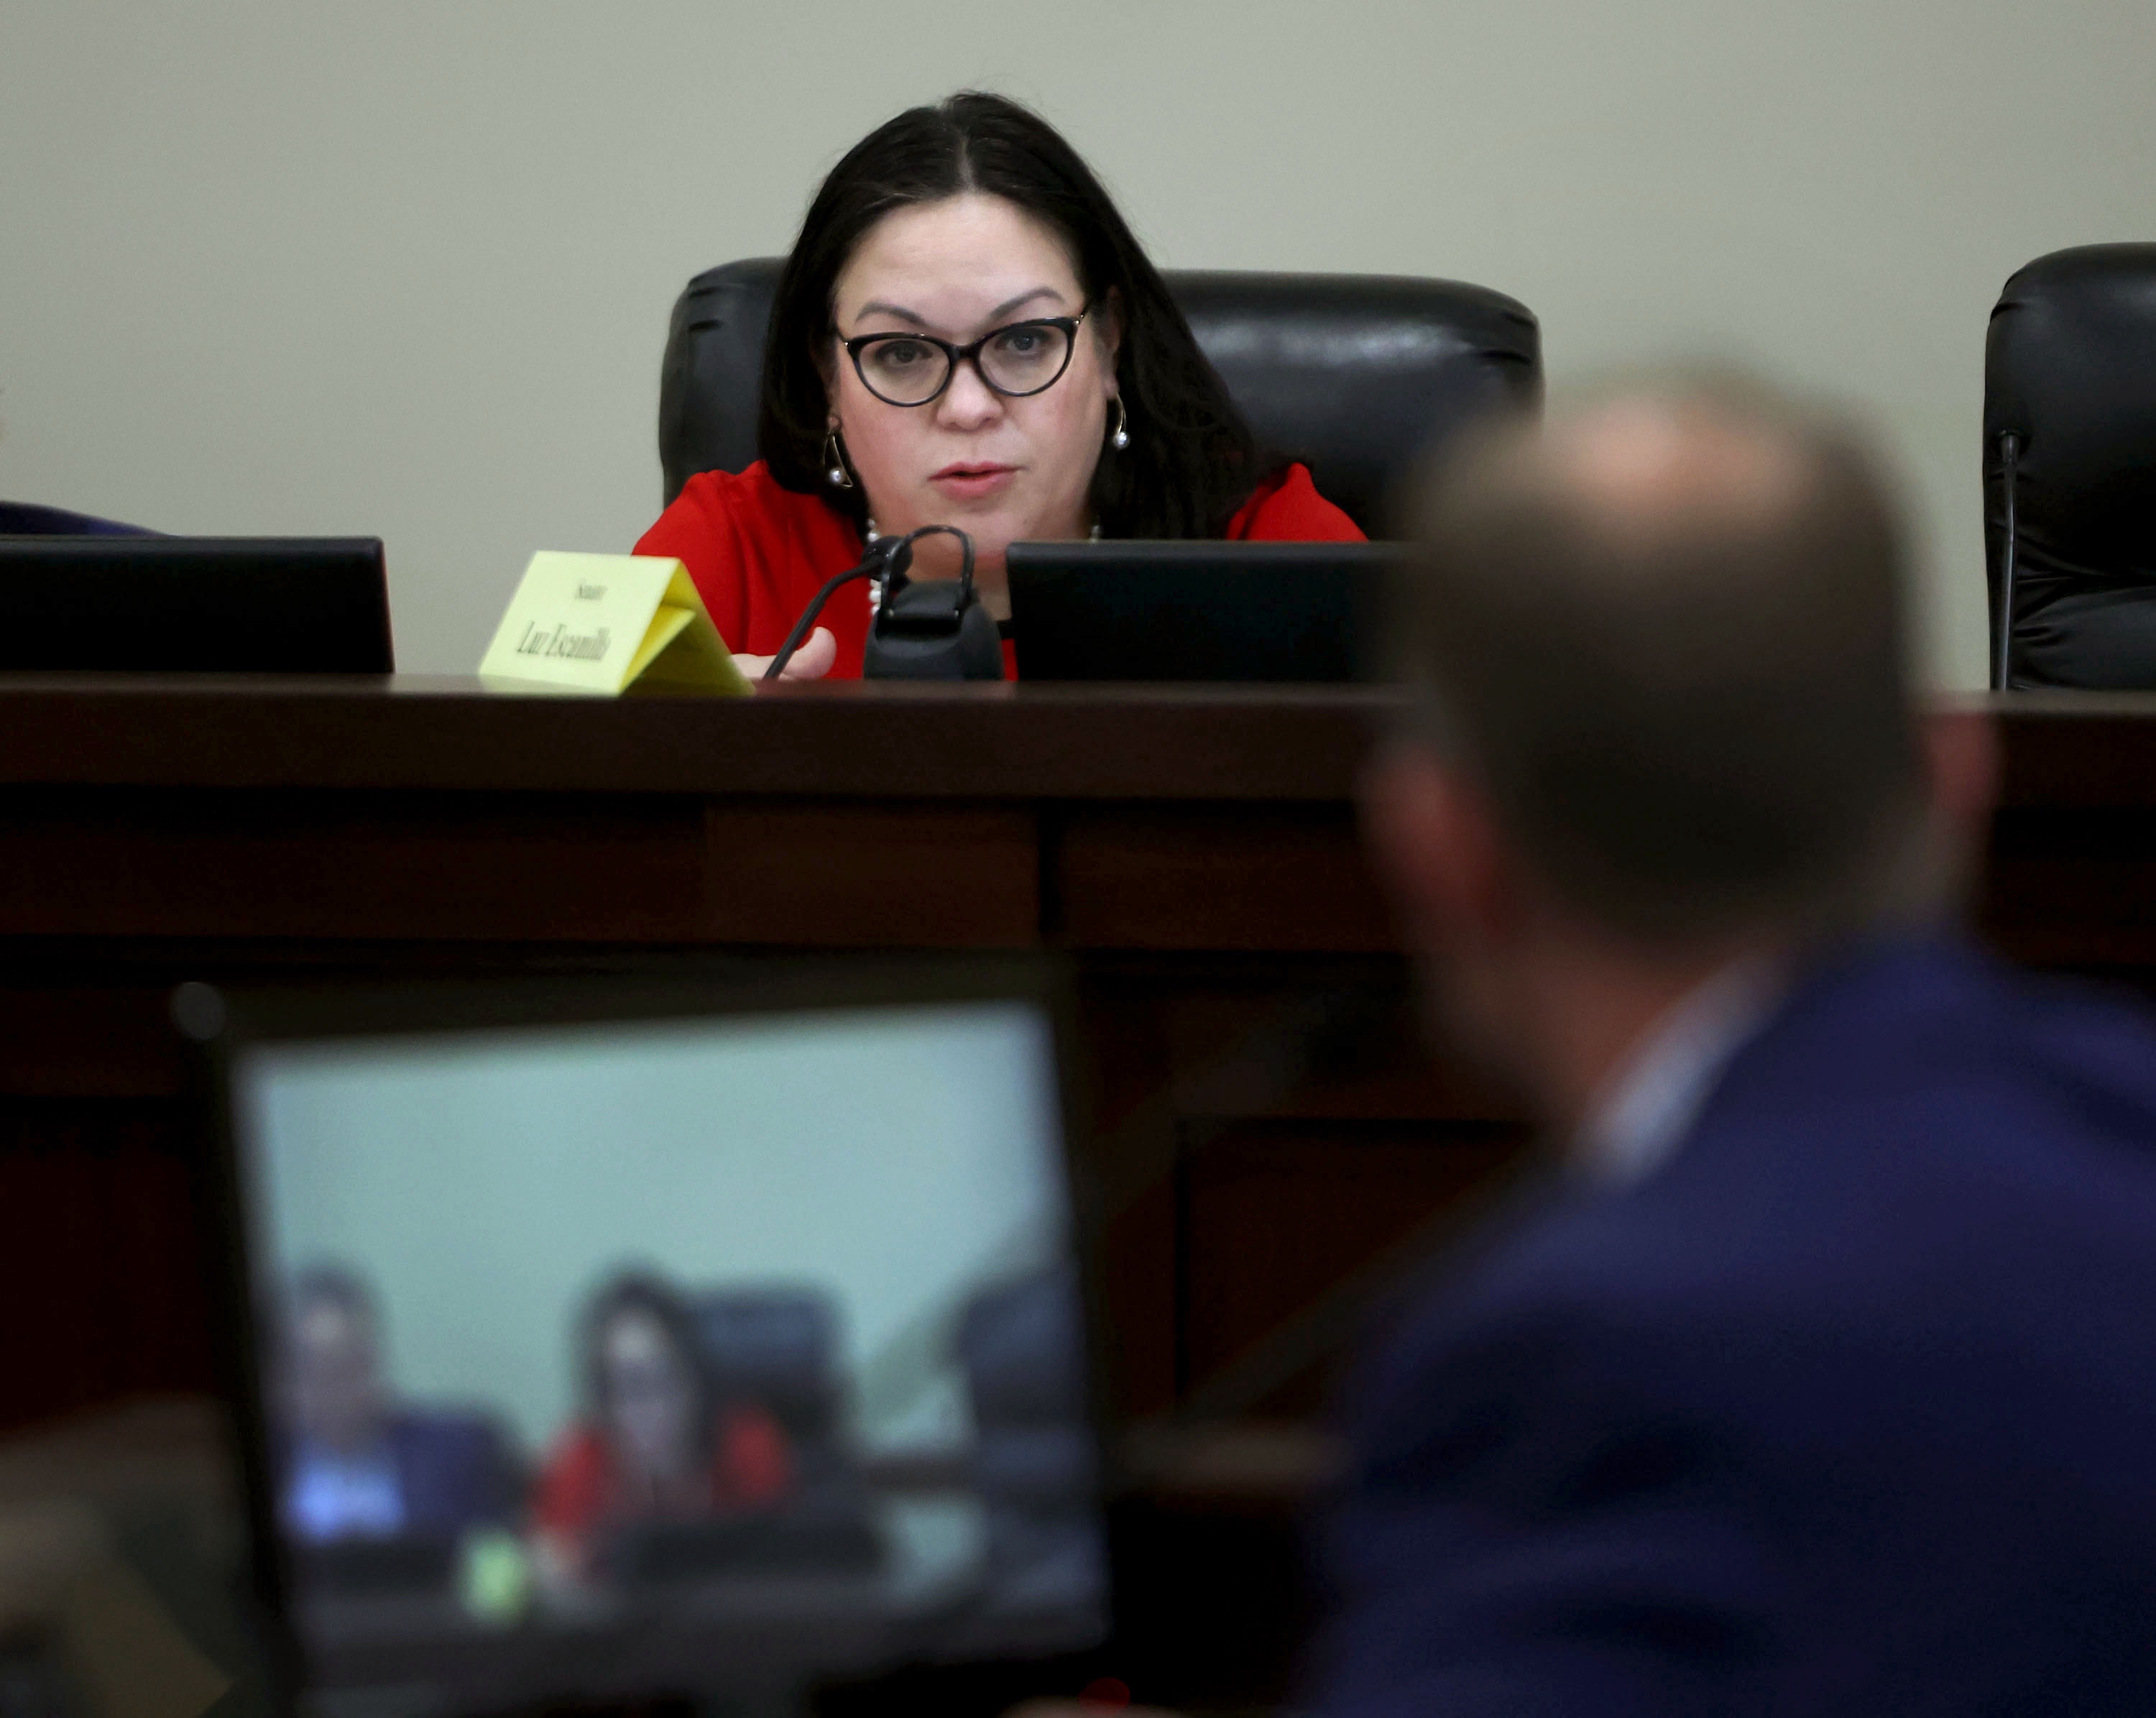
863, 525, 1005, 681
1994, 431, 2021, 692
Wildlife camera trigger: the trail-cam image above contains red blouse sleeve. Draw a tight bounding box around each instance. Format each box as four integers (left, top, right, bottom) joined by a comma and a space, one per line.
1225, 463, 1366, 542
532, 1424, 612, 1538
634, 474, 755, 650
632, 462, 875, 676
713, 1404, 794, 1507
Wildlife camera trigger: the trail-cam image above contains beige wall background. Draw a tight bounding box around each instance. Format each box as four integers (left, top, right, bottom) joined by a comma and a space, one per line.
2, 0, 2152, 682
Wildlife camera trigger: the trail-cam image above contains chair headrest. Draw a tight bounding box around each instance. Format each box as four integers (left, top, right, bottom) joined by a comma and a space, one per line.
691, 1287, 838, 1430
1984, 244, 2156, 687
955, 1269, 1086, 1428
659, 260, 1541, 536
1169, 271, 1539, 532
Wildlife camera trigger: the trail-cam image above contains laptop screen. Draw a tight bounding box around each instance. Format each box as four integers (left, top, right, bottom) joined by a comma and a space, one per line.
0, 536, 393, 672
221, 986, 1104, 1711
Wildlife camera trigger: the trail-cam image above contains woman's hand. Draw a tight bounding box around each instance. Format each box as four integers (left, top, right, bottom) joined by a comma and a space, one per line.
732, 626, 837, 684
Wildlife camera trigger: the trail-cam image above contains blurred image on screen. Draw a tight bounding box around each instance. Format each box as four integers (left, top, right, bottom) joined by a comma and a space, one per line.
233, 997, 1102, 1709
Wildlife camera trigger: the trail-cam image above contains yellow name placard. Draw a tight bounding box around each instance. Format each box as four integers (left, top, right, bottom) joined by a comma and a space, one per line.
477, 551, 750, 696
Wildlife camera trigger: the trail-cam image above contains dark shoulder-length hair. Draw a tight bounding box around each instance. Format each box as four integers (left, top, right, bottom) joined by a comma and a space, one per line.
579, 1270, 714, 1450
758, 91, 1266, 540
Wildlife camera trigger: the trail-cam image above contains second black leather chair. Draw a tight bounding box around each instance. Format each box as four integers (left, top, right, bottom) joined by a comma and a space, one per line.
1985, 244, 2156, 689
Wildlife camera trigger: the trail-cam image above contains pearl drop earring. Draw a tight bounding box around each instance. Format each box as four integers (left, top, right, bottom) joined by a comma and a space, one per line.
823, 428, 854, 489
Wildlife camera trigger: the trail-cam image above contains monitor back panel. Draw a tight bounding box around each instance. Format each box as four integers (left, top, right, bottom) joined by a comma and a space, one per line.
0, 536, 393, 672
1005, 540, 1396, 682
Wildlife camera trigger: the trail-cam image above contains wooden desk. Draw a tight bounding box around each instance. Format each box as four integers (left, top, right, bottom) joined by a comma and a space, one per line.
4, 677, 2155, 1439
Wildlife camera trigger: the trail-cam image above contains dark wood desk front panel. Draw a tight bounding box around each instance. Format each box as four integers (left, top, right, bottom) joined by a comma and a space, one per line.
1, 679, 2152, 1437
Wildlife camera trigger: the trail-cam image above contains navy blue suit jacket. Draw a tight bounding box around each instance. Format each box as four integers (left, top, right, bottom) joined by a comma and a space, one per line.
282, 1411, 518, 1543
1312, 935, 2156, 1715
383, 1412, 519, 1536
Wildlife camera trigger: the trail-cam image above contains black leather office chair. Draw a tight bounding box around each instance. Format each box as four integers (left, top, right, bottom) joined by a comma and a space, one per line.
660, 259, 1541, 536
692, 1286, 846, 1461
953, 1269, 1102, 1614
676, 1286, 881, 1578
1984, 244, 2156, 689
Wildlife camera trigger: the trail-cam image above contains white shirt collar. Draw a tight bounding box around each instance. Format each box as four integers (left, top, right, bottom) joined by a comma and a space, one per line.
1572, 955, 1784, 1189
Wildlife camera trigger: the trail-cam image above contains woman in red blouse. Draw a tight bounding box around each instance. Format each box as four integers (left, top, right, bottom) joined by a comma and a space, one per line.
532, 1273, 790, 1585
636, 92, 1363, 681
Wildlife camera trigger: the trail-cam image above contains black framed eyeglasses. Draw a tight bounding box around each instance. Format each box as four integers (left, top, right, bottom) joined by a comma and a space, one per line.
842, 304, 1092, 408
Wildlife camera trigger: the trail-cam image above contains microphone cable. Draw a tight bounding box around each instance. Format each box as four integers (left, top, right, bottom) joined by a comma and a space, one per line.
762, 525, 977, 680
763, 534, 907, 681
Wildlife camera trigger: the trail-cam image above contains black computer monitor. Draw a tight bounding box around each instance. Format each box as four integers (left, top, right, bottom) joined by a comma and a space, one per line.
0, 536, 393, 672
188, 961, 1106, 1714
1005, 539, 1396, 682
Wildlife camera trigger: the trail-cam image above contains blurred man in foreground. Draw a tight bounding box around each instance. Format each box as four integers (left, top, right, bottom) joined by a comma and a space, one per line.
1314, 382, 2156, 1712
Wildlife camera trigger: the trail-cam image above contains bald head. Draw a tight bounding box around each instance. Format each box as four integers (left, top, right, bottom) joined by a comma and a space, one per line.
1558, 394, 1811, 538
1393, 381, 1924, 944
